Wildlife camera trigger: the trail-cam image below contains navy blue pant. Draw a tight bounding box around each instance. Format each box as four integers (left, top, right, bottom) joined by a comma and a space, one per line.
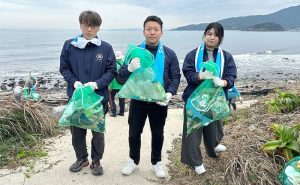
71, 102, 108, 162
181, 104, 224, 167
110, 89, 125, 114
228, 97, 237, 110
128, 100, 168, 165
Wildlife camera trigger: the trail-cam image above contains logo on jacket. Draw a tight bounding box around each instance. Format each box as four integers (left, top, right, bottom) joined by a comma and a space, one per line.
96, 53, 103, 61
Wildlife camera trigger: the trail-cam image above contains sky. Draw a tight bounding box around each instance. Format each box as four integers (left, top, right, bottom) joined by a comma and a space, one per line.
0, 0, 300, 30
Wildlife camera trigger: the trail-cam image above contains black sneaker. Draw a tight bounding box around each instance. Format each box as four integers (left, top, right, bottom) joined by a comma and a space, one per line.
90, 160, 103, 176
110, 112, 117, 117
69, 158, 89, 172
117, 112, 124, 116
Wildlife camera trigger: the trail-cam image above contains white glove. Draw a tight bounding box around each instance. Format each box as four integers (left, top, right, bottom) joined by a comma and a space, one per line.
239, 97, 243, 104
212, 77, 226, 87
198, 71, 213, 80
84, 82, 98, 90
74, 81, 83, 89
128, 57, 141, 72
156, 92, 172, 106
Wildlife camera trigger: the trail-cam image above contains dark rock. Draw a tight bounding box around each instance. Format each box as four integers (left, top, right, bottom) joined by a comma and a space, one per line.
7, 81, 16, 87
39, 79, 46, 85
18, 79, 25, 86
0, 84, 7, 91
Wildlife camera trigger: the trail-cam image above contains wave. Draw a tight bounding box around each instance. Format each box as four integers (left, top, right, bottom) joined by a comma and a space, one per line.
235, 49, 285, 56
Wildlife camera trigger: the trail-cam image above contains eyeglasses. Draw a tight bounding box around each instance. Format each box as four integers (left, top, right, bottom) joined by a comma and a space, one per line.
81, 24, 99, 30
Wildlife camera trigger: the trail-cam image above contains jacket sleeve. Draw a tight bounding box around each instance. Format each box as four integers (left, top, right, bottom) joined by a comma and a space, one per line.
222, 52, 237, 89
166, 51, 181, 95
59, 41, 77, 86
95, 47, 117, 90
182, 51, 203, 85
116, 64, 132, 85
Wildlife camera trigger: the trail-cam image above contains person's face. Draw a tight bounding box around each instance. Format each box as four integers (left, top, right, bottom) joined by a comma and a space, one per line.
203, 28, 220, 49
143, 21, 163, 46
80, 23, 99, 40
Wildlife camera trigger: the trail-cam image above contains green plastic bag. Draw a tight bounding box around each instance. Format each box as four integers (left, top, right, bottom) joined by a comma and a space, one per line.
58, 85, 105, 132
118, 44, 167, 102
279, 156, 300, 185
186, 61, 231, 135
23, 87, 41, 100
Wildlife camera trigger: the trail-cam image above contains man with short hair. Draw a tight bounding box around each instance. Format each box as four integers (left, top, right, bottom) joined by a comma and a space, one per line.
118, 15, 181, 178
60, 10, 116, 176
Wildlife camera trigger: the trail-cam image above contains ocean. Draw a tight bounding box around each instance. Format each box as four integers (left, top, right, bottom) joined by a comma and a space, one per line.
0, 29, 300, 82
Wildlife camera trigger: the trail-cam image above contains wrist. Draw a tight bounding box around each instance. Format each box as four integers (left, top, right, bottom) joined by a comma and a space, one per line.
166, 92, 172, 99
223, 80, 227, 87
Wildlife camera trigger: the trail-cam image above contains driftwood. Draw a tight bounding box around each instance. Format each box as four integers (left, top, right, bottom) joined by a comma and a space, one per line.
43, 98, 68, 105
0, 91, 67, 106
0, 92, 14, 102
0, 92, 13, 98
240, 88, 275, 96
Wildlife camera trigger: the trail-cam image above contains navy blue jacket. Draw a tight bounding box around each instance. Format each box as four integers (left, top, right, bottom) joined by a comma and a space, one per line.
118, 44, 181, 96
182, 47, 237, 102
59, 39, 117, 103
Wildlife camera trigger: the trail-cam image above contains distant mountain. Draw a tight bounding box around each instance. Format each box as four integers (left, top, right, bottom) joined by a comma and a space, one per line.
244, 22, 285, 31
172, 5, 300, 31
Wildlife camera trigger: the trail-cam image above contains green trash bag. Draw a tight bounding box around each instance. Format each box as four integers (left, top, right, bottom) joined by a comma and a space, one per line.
185, 61, 231, 135
58, 85, 105, 132
23, 87, 41, 100
279, 156, 300, 185
118, 44, 167, 102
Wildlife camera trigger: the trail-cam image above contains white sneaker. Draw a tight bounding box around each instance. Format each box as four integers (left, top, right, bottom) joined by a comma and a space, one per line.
122, 158, 138, 175
152, 161, 166, 178
195, 164, 206, 175
214, 144, 227, 153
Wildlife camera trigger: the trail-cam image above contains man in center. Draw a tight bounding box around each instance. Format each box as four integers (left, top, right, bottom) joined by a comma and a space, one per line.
118, 15, 180, 178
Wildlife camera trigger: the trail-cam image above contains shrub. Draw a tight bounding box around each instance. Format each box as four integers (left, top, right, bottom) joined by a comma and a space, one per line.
262, 123, 300, 160
0, 99, 59, 167
267, 91, 300, 113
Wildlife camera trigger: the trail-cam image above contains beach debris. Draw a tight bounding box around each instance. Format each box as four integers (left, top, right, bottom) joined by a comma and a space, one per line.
13, 85, 22, 101
23, 72, 41, 101
52, 105, 66, 118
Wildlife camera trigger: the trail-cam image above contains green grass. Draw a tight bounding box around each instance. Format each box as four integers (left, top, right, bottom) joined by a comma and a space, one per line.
223, 108, 250, 125
0, 133, 49, 168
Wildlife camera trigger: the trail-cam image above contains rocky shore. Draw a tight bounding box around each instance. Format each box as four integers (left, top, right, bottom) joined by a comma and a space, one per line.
1, 71, 299, 109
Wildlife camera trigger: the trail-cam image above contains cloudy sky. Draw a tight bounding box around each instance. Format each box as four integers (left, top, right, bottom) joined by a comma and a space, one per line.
0, 0, 299, 29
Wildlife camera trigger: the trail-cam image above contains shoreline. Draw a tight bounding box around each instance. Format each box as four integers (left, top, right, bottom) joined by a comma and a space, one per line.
1, 72, 299, 109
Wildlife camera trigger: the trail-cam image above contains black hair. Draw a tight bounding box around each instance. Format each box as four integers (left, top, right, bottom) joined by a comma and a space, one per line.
79, 10, 102, 27
143, 15, 163, 30
204, 22, 224, 45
